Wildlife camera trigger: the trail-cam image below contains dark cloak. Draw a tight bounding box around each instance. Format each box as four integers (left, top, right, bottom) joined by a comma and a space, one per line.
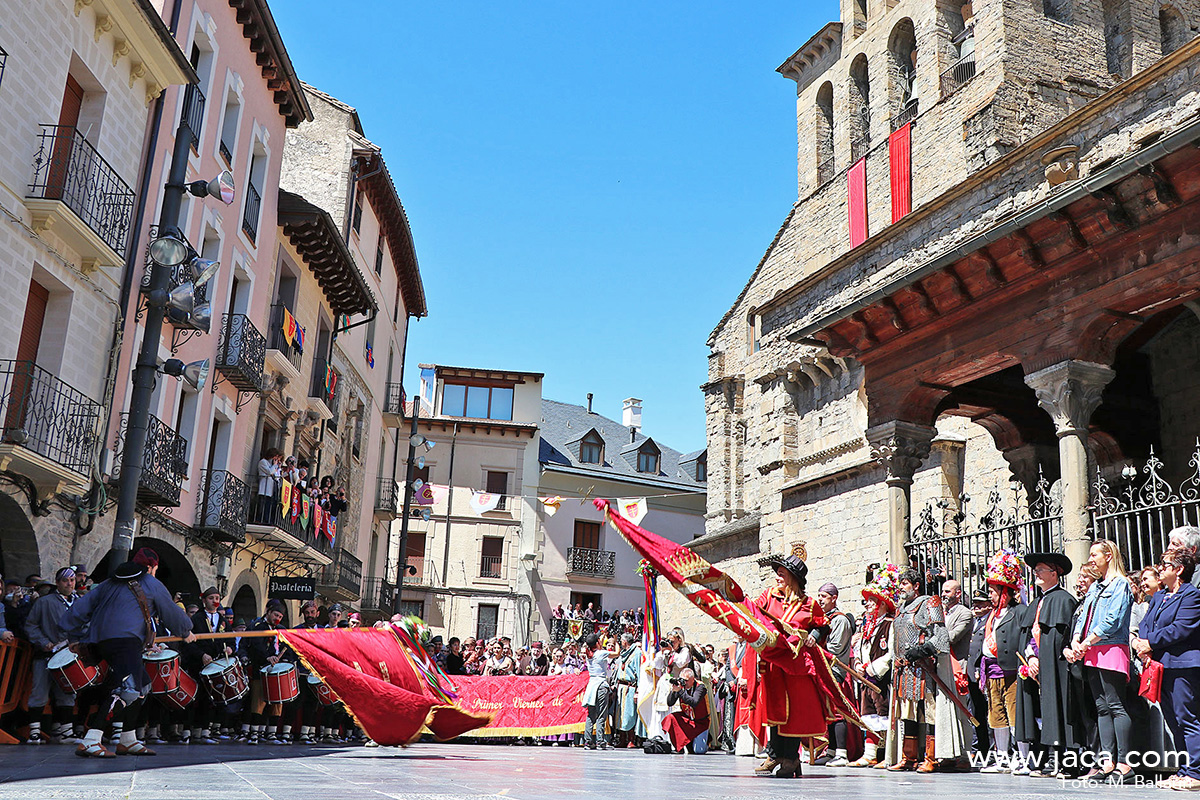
1014, 585, 1080, 749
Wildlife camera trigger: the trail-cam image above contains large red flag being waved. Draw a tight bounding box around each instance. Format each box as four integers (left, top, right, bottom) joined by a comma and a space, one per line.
593, 498, 876, 741
279, 627, 490, 745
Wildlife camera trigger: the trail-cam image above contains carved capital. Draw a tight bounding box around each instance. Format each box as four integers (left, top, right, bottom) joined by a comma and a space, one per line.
1024, 360, 1115, 438
867, 420, 935, 484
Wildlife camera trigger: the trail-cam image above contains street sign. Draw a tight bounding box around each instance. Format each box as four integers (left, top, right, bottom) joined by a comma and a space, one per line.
268, 576, 315, 600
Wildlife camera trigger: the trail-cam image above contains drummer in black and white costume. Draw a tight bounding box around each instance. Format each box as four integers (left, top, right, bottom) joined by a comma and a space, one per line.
239, 598, 288, 745
289, 599, 325, 744
25, 567, 80, 743
61, 548, 194, 757
182, 586, 230, 743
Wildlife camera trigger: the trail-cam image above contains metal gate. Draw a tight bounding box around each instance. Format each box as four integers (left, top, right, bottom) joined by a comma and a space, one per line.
907, 469, 1063, 597
1091, 445, 1200, 572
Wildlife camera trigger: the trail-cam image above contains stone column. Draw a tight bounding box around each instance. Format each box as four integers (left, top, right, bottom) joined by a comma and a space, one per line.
1024, 361, 1116, 573
868, 421, 936, 566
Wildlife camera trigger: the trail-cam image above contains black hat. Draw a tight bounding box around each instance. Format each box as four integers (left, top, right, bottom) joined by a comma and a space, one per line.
265, 599, 285, 614
758, 542, 809, 587
1024, 552, 1073, 575
970, 589, 991, 605
113, 561, 147, 581
201, 586, 221, 598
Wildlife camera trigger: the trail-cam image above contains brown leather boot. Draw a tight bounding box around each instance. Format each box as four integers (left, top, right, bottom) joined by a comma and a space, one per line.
916, 736, 938, 773
887, 736, 919, 771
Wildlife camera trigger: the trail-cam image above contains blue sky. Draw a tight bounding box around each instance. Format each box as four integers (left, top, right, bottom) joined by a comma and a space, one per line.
272, 2, 838, 453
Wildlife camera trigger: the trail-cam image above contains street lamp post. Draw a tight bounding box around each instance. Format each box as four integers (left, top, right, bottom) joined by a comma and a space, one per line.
106, 110, 232, 573
393, 401, 420, 613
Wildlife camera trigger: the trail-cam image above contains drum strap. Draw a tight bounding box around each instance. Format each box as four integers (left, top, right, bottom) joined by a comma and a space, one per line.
127, 580, 157, 648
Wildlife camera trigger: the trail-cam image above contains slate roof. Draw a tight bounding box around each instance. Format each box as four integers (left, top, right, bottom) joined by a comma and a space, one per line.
539, 399, 706, 490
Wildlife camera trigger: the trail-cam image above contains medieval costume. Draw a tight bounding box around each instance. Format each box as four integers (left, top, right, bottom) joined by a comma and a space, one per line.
979, 549, 1025, 772
885, 577, 968, 772
1014, 552, 1080, 777
614, 641, 641, 736
848, 564, 899, 766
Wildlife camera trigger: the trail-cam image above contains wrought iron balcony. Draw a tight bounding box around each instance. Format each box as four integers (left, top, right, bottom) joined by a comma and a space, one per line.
182, 84, 205, 152
214, 314, 266, 393
196, 469, 250, 543
141, 225, 206, 323
480, 555, 503, 579
265, 303, 303, 376
374, 477, 400, 520
567, 547, 617, 579
242, 182, 261, 242
891, 100, 919, 133
219, 137, 233, 166
310, 358, 339, 409
0, 360, 101, 493
941, 53, 978, 98
382, 383, 405, 427
318, 548, 362, 601
816, 154, 837, 187
360, 577, 396, 612
111, 413, 188, 508
26, 125, 135, 264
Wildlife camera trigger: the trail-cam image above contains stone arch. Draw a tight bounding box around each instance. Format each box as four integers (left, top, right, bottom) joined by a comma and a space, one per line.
227, 567, 263, 621
887, 18, 919, 117
848, 53, 871, 156
1159, 4, 1191, 54
815, 81, 835, 178
0, 491, 40, 581
91, 536, 201, 602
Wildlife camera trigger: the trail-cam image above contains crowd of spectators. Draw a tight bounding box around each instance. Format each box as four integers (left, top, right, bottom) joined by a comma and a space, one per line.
252, 448, 348, 548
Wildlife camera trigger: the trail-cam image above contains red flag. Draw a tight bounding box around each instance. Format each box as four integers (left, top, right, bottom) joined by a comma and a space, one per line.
278, 627, 491, 745
848, 157, 868, 247
889, 123, 912, 223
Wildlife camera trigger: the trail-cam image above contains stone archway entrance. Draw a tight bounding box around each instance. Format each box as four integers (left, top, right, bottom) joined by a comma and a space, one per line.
91, 537, 201, 603
0, 492, 40, 580
232, 583, 257, 623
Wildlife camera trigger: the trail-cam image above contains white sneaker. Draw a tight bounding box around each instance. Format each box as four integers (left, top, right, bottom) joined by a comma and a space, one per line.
827, 755, 850, 767
1012, 763, 1031, 776
980, 761, 1008, 774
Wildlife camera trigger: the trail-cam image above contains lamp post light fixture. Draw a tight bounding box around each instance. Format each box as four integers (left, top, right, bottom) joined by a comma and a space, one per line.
106, 91, 236, 573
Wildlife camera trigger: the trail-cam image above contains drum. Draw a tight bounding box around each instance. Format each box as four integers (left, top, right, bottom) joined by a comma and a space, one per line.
47, 647, 106, 694
201, 657, 249, 703
143, 649, 181, 694
262, 662, 299, 704
306, 673, 338, 706
160, 669, 198, 710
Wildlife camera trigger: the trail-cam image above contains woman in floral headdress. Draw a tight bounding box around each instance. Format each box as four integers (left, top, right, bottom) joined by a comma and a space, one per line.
978, 549, 1026, 773
848, 564, 900, 767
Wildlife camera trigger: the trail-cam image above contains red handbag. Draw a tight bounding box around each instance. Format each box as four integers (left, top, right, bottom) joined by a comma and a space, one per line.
1139, 659, 1163, 704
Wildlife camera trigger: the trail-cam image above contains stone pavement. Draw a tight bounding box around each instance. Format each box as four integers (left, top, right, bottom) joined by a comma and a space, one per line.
0, 742, 1164, 799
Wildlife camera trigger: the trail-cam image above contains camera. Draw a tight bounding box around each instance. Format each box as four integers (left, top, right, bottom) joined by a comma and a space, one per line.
668, 677, 683, 686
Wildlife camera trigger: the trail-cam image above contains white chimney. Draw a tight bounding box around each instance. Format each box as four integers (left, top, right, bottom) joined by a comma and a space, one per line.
622, 398, 642, 432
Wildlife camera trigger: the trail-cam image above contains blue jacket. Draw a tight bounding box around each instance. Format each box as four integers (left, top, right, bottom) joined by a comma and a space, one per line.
1141, 583, 1200, 669
62, 573, 191, 644
1073, 575, 1133, 647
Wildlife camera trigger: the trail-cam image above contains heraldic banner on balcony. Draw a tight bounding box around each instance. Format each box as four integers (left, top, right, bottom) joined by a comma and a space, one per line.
453, 674, 589, 737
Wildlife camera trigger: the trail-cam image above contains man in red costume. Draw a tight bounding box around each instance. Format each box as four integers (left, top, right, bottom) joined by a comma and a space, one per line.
742, 544, 832, 779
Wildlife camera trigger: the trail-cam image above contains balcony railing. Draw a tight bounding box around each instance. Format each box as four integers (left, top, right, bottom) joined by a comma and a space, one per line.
382, 383, 405, 425
0, 360, 101, 478
567, 547, 617, 579
318, 548, 362, 600
816, 153, 836, 187
850, 130, 871, 164
182, 84, 205, 152
374, 477, 399, 518
891, 100, 919, 132
27, 124, 135, 259
112, 413, 188, 508
242, 182, 261, 242
141, 225, 206, 320
360, 577, 396, 612
266, 303, 303, 374
219, 138, 233, 166
215, 314, 266, 392
940, 53, 978, 98
196, 469, 250, 543
479, 555, 503, 579
310, 358, 339, 407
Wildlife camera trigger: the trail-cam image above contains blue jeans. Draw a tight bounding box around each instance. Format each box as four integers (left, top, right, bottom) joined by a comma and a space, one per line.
692, 729, 709, 754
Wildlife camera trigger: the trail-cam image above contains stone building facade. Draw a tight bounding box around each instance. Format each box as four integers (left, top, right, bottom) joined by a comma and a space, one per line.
660, 1, 1200, 642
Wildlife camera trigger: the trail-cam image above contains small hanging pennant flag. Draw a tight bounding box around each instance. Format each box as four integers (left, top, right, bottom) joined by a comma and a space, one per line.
280, 480, 292, 512
415, 484, 435, 506
300, 494, 311, 527
290, 489, 301, 523
540, 496, 563, 517
365, 341, 374, 369
313, 504, 324, 536
617, 497, 648, 526
282, 308, 298, 347
324, 514, 336, 545
325, 366, 338, 399
469, 491, 500, 515
295, 324, 305, 355
429, 484, 449, 506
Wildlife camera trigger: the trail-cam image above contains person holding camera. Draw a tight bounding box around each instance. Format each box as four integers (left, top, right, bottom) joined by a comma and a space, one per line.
663, 668, 710, 754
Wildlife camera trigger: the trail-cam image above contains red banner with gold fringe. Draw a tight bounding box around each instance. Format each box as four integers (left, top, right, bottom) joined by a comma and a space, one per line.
452, 675, 589, 737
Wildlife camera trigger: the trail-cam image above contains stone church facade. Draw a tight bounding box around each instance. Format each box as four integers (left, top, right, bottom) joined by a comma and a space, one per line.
659, 0, 1200, 640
